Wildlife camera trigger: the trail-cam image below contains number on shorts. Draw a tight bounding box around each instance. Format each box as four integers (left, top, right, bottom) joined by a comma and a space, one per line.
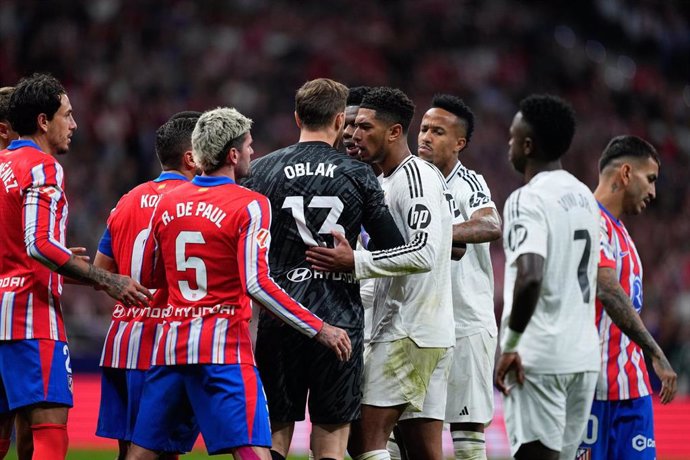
583, 413, 598, 444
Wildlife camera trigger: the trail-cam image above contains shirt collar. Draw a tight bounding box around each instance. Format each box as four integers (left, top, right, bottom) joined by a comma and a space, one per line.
8, 139, 41, 151
191, 175, 235, 187
154, 172, 189, 182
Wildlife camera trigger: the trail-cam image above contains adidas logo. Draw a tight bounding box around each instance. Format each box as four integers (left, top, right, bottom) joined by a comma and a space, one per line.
459, 406, 469, 416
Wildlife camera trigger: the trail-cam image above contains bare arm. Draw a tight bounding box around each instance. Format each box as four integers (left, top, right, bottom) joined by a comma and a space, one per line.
93, 250, 117, 273
56, 255, 151, 308
495, 253, 544, 395
597, 267, 677, 403
452, 207, 502, 245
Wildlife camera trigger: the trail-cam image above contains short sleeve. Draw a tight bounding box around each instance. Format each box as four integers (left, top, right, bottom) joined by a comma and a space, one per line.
502, 189, 547, 262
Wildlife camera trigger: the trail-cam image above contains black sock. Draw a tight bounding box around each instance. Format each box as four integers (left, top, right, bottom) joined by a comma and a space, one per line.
270, 450, 286, 460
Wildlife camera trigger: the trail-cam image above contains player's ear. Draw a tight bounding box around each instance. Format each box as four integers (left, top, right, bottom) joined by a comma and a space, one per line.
0, 121, 9, 142
227, 147, 239, 166
183, 150, 196, 171
37, 112, 49, 134
334, 112, 345, 133
388, 123, 403, 142
523, 137, 533, 156
294, 111, 303, 130
455, 137, 467, 155
620, 163, 632, 186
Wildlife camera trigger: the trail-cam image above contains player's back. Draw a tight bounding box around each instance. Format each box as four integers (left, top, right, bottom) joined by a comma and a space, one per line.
244, 141, 388, 327
100, 173, 187, 369
502, 170, 600, 374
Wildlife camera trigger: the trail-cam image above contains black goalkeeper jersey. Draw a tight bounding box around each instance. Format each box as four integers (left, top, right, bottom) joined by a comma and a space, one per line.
242, 141, 403, 328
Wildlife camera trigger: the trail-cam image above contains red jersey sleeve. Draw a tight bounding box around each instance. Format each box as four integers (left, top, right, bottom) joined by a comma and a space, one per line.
21, 157, 72, 271
239, 195, 323, 337
140, 208, 166, 289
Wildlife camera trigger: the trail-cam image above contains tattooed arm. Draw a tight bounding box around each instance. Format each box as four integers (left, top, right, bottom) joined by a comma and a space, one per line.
56, 254, 152, 308
452, 207, 502, 245
597, 267, 677, 403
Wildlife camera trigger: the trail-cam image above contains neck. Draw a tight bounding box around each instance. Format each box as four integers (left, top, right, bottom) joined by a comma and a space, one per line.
299, 129, 336, 146
594, 181, 623, 219
440, 158, 460, 178
524, 159, 562, 183
20, 134, 54, 156
163, 168, 195, 181
203, 165, 235, 181
381, 143, 412, 177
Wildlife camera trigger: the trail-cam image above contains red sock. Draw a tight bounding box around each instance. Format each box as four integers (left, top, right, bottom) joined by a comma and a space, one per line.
31, 424, 68, 460
0, 438, 9, 458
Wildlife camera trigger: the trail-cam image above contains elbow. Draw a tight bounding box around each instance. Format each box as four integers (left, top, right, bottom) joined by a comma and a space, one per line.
487, 225, 503, 242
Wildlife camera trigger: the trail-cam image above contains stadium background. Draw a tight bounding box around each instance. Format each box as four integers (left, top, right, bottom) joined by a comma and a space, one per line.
2, 0, 689, 458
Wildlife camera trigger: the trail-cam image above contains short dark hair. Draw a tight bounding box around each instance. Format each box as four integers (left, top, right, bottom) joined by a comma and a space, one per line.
360, 87, 415, 133
155, 111, 202, 170
295, 78, 348, 129
519, 94, 576, 161
431, 94, 475, 144
0, 87, 14, 122
599, 135, 660, 172
347, 86, 371, 106
8, 73, 66, 136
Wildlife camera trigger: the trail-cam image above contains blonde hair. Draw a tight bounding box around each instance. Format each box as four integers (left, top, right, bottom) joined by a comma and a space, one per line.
192, 107, 253, 173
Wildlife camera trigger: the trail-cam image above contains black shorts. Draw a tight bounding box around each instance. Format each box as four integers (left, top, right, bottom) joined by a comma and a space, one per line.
255, 325, 363, 425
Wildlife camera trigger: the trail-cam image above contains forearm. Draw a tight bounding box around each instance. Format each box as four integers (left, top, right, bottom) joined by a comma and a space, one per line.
56, 254, 123, 289
355, 232, 433, 279
452, 210, 502, 245
597, 273, 665, 361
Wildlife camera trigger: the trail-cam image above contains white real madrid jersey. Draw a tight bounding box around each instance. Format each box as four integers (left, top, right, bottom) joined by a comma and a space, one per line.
446, 161, 498, 338
354, 155, 455, 348
501, 170, 600, 374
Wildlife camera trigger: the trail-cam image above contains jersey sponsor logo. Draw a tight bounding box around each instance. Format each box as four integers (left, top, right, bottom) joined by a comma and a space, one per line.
0, 276, 26, 288
287, 267, 313, 283
469, 191, 490, 208
255, 228, 270, 249
112, 304, 237, 319
507, 223, 528, 251
38, 185, 60, 199
407, 204, 431, 229
632, 276, 643, 312
632, 434, 655, 452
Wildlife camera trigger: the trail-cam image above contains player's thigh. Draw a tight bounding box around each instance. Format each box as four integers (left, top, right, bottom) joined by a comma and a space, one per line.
445, 331, 496, 424
130, 366, 197, 454
186, 364, 271, 455
399, 345, 453, 422
255, 326, 309, 422
611, 396, 656, 460
362, 338, 448, 412
579, 399, 610, 460
503, 373, 568, 457
307, 327, 363, 424
560, 371, 597, 460
0, 340, 73, 414
96, 367, 129, 440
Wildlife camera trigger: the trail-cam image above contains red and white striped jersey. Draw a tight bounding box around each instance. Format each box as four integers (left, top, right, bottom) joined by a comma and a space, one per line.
99, 172, 188, 370
143, 175, 324, 366
595, 202, 651, 400
0, 140, 72, 342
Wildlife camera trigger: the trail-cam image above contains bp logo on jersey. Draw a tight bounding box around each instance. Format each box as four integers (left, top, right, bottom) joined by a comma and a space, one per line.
469, 191, 490, 208
407, 204, 431, 229
287, 267, 312, 283
507, 224, 528, 251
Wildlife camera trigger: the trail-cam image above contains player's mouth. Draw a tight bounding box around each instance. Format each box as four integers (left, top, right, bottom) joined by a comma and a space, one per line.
418, 144, 432, 154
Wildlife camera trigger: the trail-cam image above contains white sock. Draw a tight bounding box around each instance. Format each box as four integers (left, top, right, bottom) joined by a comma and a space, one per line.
452, 430, 487, 460
386, 435, 401, 460
355, 449, 392, 460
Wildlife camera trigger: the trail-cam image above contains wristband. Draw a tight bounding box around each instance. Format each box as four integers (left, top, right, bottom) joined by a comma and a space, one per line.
501, 327, 522, 353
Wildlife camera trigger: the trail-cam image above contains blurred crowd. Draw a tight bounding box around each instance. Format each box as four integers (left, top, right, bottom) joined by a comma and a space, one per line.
2, 0, 689, 392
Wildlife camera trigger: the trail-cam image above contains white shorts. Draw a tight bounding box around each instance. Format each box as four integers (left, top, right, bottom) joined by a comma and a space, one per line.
362, 338, 452, 420
445, 330, 497, 424
503, 371, 598, 459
